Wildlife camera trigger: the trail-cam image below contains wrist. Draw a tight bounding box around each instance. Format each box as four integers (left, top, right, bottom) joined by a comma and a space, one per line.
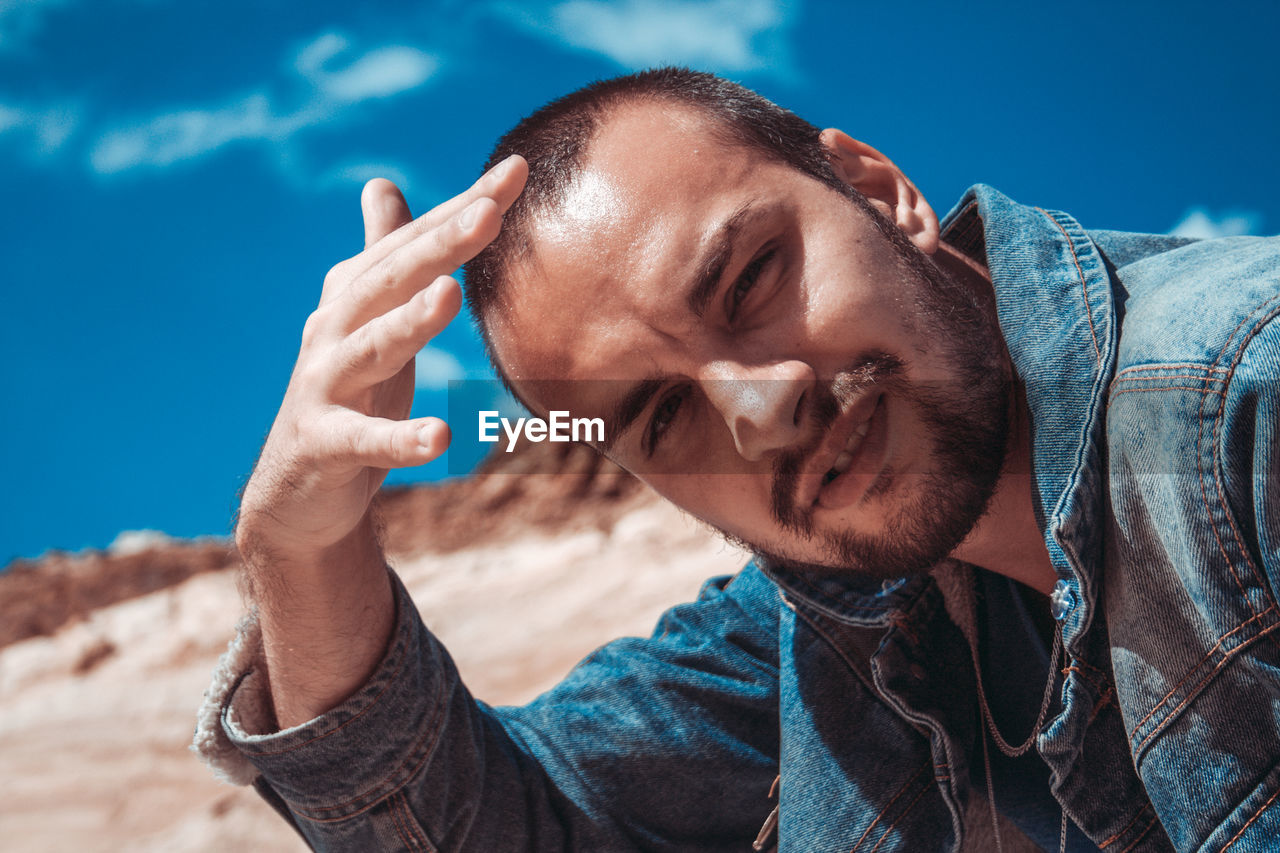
236, 513, 384, 585
247, 518, 397, 728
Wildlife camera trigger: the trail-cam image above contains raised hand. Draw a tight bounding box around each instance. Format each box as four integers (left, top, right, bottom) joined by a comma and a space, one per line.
235, 155, 528, 726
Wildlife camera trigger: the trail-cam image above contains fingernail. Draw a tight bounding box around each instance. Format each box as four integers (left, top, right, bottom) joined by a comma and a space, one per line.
458, 200, 480, 231
417, 423, 437, 446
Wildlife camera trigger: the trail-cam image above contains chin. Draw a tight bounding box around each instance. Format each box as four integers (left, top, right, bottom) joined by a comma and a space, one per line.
756, 455, 1004, 580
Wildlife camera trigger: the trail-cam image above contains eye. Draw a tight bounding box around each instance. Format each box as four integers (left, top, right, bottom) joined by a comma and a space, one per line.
644, 386, 688, 455
727, 246, 778, 321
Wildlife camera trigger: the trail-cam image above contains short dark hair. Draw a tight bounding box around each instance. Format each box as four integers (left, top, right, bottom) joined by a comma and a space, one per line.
463, 67, 866, 378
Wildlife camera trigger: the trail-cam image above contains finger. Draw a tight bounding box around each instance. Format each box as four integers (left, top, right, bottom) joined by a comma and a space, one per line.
329, 276, 462, 393
318, 180, 414, 307
352, 154, 528, 279
321, 413, 452, 471
331, 196, 500, 333
363, 179, 413, 249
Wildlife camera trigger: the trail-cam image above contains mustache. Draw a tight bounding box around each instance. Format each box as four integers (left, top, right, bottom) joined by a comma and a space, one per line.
770, 352, 903, 534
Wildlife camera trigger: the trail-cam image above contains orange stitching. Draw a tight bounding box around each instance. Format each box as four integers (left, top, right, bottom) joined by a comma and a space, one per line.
849, 760, 930, 852
1109, 385, 1225, 401
867, 783, 931, 853
1212, 296, 1274, 367
1062, 665, 1104, 693
1195, 366, 1259, 616
1114, 374, 1227, 384
1118, 813, 1160, 853
399, 793, 432, 851
1099, 803, 1150, 849
1088, 685, 1116, 726
388, 792, 417, 851
1210, 302, 1280, 605
1037, 207, 1101, 361
1128, 606, 1275, 740
1135, 619, 1280, 754
1220, 785, 1280, 852
1117, 363, 1229, 374
1209, 299, 1280, 656
407, 788, 437, 850
1068, 656, 1108, 677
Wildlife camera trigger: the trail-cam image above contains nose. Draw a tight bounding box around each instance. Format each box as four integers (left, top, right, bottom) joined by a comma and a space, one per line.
700, 360, 815, 461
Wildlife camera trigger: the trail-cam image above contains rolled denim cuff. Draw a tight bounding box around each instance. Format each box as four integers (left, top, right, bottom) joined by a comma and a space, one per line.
192, 568, 448, 819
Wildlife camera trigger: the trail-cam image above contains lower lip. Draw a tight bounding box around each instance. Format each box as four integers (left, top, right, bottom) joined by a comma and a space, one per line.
817, 395, 889, 511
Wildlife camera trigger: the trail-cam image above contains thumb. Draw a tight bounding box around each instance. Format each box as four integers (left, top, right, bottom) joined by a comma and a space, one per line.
361, 178, 412, 248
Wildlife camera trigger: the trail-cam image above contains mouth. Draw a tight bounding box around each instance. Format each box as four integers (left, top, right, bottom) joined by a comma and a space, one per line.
796, 392, 887, 511
822, 416, 873, 486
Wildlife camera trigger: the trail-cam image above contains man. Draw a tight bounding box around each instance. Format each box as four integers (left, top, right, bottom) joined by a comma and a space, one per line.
195, 69, 1280, 852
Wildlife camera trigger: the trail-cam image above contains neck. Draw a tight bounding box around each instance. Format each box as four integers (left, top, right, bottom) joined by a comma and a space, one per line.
951, 386, 1056, 594
934, 243, 1057, 595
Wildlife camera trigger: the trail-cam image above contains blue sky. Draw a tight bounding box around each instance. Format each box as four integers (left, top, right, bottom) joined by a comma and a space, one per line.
2, 0, 1277, 562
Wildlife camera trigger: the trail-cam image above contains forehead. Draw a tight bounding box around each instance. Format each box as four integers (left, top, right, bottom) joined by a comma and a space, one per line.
489, 103, 764, 387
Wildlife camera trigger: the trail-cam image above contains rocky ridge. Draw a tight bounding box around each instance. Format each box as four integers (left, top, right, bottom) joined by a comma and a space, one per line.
0, 442, 747, 851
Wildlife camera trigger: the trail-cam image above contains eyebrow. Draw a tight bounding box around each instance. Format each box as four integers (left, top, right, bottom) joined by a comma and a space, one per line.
598, 201, 768, 455
686, 201, 767, 318
598, 377, 663, 454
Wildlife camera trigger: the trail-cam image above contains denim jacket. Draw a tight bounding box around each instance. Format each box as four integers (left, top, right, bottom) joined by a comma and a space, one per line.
194, 186, 1280, 852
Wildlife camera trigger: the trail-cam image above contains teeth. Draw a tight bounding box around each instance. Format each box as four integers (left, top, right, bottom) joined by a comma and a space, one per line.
837, 416, 871, 460
823, 413, 874, 487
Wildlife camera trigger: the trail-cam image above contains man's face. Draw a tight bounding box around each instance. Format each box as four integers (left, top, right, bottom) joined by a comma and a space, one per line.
489, 104, 1012, 577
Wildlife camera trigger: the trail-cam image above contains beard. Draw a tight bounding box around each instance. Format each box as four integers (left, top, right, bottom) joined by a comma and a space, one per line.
747, 191, 1013, 579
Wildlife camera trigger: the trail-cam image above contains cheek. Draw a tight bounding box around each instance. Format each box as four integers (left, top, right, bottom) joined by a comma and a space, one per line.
803, 263, 915, 360
642, 471, 777, 536
644, 472, 721, 511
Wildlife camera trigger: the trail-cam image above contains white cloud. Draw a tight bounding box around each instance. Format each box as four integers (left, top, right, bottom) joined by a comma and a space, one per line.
91, 93, 276, 173
503, 0, 794, 74
318, 159, 416, 193
89, 31, 439, 175
0, 100, 78, 154
318, 46, 439, 102
0, 103, 22, 132
1168, 207, 1264, 240
296, 31, 439, 103
415, 345, 466, 390
295, 31, 348, 77
107, 528, 174, 555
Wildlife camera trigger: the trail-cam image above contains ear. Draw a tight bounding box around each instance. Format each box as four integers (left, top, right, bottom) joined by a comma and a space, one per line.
819, 129, 939, 255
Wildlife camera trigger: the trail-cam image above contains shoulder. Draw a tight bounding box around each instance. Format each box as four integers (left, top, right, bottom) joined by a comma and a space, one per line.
1102, 232, 1280, 614
1103, 233, 1280, 371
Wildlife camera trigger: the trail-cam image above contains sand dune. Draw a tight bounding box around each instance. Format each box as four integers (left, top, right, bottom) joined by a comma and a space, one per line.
0, 444, 747, 851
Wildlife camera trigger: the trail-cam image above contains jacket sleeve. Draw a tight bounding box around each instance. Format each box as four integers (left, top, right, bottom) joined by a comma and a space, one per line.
1105, 239, 1280, 852
194, 563, 782, 852
1195, 298, 1280, 851
1230, 302, 1280, 602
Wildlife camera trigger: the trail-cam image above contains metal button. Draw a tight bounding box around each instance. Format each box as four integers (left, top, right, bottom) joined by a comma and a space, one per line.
1049, 578, 1077, 621
879, 578, 905, 596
